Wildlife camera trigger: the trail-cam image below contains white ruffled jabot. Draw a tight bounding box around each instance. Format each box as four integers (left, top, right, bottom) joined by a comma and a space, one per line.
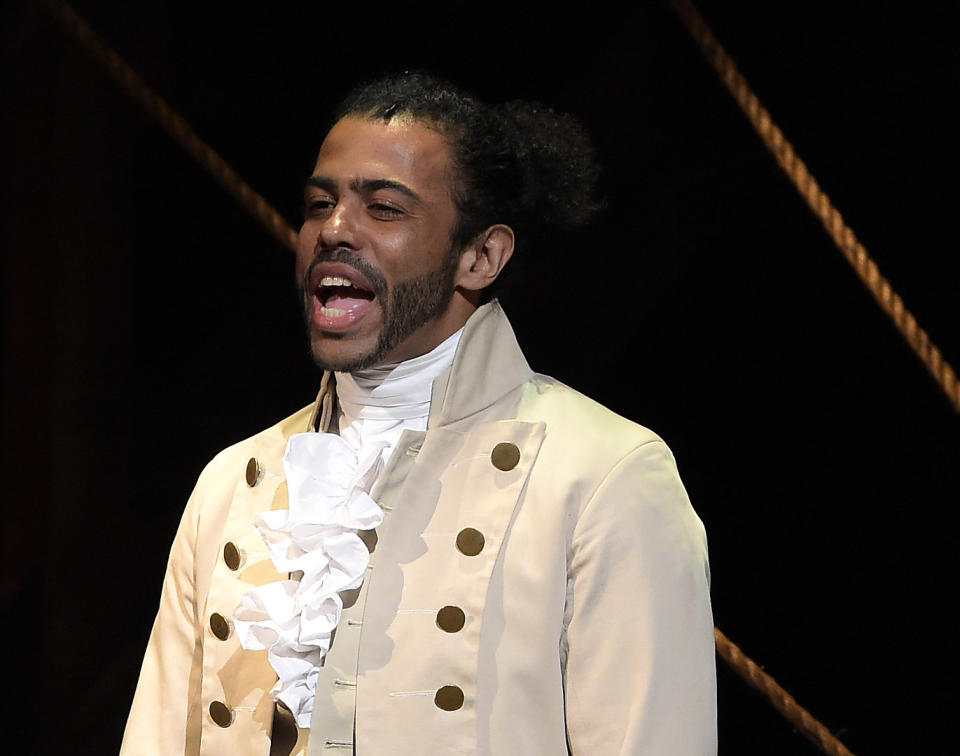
233, 433, 387, 726
232, 328, 463, 728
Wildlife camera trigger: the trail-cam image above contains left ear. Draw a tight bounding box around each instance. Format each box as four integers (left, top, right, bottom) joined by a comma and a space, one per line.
454, 224, 515, 294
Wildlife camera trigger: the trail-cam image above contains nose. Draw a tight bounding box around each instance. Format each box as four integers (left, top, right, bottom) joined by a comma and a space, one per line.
315, 200, 359, 252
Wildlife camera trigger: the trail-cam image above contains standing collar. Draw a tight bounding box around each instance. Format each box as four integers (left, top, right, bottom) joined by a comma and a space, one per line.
309, 300, 533, 432
427, 300, 533, 427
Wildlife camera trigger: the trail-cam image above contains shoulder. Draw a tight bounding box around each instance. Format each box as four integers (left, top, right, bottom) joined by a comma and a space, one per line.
517, 374, 703, 540
518, 372, 665, 462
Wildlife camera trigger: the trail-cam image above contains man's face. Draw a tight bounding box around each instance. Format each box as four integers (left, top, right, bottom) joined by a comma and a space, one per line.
297, 116, 465, 372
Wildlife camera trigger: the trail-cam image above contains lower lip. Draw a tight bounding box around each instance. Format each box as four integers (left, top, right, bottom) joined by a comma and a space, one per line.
311, 295, 376, 330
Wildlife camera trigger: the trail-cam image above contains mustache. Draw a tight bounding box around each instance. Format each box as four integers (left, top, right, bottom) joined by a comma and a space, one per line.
303, 247, 388, 300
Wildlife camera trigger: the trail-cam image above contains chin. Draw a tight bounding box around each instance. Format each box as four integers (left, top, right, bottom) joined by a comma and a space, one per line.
309, 335, 381, 373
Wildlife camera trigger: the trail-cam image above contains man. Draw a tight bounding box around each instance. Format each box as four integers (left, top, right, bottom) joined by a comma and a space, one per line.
122, 73, 716, 755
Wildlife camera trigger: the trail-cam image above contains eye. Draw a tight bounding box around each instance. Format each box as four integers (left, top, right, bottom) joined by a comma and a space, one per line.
305, 196, 335, 216
368, 202, 405, 220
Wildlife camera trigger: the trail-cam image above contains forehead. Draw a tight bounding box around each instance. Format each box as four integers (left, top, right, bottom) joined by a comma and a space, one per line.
313, 116, 454, 198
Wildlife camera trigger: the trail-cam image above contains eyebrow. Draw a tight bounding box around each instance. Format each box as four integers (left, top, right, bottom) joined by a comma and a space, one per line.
304, 175, 337, 194
304, 175, 423, 204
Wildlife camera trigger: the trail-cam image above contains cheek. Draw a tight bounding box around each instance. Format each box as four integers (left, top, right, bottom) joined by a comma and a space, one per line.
370, 232, 416, 271
375, 228, 451, 277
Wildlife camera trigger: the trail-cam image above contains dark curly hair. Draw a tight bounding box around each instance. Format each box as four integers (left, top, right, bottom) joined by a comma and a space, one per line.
331, 72, 601, 298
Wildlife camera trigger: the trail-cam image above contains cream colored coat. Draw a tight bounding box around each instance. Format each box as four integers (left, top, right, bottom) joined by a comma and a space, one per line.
122, 302, 717, 755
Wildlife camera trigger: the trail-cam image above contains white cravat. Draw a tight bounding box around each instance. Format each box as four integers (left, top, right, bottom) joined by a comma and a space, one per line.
232, 328, 462, 728
335, 327, 463, 458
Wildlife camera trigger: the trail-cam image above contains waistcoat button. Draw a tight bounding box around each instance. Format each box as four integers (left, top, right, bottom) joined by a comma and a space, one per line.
434, 685, 464, 711
245, 457, 262, 487
210, 612, 230, 640
223, 542, 241, 571
209, 700, 233, 727
455, 528, 484, 556
490, 441, 521, 471
436, 605, 466, 633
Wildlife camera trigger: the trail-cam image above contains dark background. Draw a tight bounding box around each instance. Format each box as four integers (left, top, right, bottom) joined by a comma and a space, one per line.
2, 1, 957, 753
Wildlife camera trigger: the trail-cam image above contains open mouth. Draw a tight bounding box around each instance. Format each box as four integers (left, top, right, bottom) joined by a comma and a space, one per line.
315, 274, 375, 317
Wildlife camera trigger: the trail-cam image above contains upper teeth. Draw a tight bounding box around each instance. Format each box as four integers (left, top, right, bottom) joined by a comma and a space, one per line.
320, 276, 353, 288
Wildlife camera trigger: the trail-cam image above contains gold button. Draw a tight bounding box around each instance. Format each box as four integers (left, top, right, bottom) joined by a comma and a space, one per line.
209, 700, 233, 727
434, 685, 464, 711
245, 457, 262, 487
436, 605, 466, 633
490, 441, 521, 471
210, 612, 230, 641
223, 542, 241, 571
456, 528, 484, 557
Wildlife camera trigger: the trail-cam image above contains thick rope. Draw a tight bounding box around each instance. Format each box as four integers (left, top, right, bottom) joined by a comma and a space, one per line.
44, 0, 298, 253
45, 1, 858, 752
715, 629, 855, 756
669, 0, 960, 414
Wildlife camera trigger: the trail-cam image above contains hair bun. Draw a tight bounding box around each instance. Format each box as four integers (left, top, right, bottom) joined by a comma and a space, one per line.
496, 100, 601, 232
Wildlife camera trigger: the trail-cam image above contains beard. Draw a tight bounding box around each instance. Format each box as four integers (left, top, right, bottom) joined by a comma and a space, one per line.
301, 246, 460, 373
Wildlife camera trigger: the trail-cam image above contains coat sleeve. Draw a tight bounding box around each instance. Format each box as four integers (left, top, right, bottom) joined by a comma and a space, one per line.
563, 439, 717, 755
120, 480, 205, 755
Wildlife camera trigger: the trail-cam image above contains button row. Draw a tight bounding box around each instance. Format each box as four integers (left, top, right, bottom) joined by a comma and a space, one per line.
242, 441, 515, 492
214, 460, 275, 726
428, 443, 517, 714
213, 687, 465, 720
436, 501, 487, 712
